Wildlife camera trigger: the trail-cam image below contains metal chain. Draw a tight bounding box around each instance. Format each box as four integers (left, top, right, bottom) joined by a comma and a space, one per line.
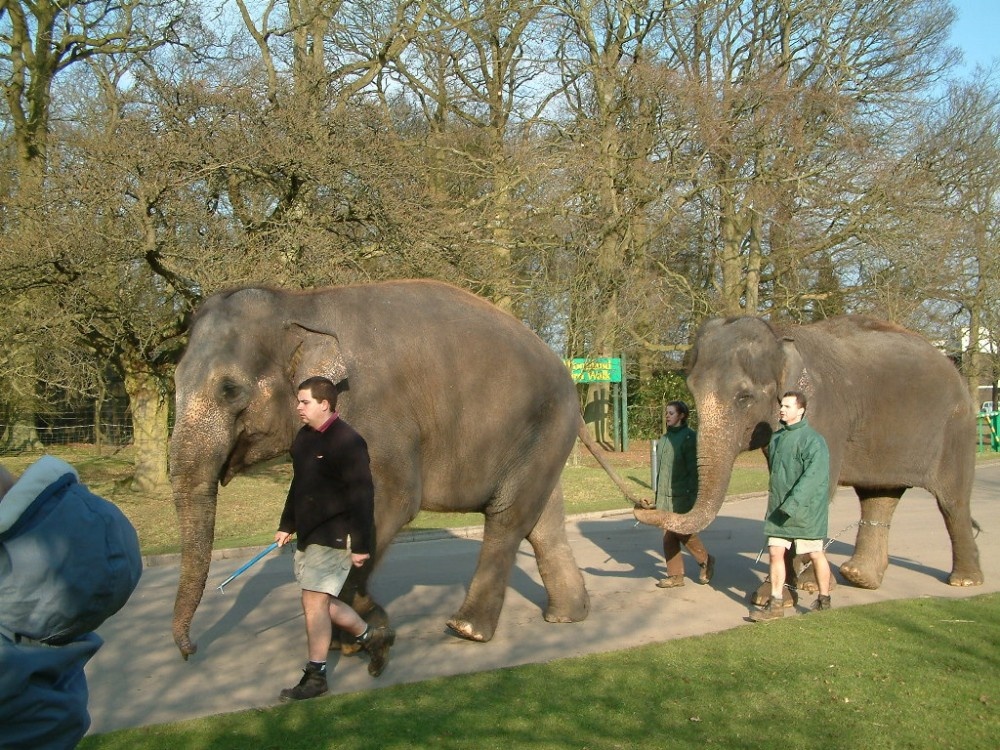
760, 520, 861, 591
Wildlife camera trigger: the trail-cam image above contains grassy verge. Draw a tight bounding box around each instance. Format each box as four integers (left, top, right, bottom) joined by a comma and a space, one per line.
79, 593, 1000, 749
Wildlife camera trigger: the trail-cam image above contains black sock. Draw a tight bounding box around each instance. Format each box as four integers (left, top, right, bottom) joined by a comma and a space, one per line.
308, 660, 327, 673
356, 625, 372, 644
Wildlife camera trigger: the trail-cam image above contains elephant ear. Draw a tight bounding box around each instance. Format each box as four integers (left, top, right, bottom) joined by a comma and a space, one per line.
780, 337, 811, 395
286, 324, 349, 387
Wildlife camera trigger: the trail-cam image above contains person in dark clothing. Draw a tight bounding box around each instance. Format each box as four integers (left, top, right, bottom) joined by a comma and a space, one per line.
275, 376, 393, 701
653, 401, 714, 588
750, 390, 832, 621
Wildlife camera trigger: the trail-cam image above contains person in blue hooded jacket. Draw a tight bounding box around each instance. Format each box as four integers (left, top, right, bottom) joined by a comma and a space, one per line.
0, 455, 142, 749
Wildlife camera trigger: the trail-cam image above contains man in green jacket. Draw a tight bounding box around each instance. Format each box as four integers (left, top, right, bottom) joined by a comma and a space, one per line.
653, 401, 713, 588
751, 390, 832, 621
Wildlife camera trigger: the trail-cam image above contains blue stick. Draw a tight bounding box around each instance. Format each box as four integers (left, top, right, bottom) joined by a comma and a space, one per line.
217, 542, 280, 593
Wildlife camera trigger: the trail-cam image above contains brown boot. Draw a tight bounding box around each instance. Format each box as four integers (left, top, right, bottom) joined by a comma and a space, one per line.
359, 624, 396, 677
750, 597, 785, 622
698, 555, 715, 585
656, 575, 685, 588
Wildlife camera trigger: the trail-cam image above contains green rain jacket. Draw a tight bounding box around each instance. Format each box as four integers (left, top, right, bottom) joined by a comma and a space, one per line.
764, 418, 830, 540
655, 425, 698, 513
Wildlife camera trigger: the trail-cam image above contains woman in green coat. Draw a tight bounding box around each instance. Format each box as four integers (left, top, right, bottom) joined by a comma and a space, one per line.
653, 401, 714, 588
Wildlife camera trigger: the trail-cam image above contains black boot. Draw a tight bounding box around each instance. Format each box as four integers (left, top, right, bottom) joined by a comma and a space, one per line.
279, 663, 328, 701
810, 594, 832, 612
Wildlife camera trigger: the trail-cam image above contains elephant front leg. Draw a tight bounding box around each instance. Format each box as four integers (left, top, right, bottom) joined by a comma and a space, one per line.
526, 484, 589, 624
840, 488, 903, 589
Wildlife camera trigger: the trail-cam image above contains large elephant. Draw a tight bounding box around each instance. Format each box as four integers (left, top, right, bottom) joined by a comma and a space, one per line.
170, 279, 636, 662
635, 315, 983, 595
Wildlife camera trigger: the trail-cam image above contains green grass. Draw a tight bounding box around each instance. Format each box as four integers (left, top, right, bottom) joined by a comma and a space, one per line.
78, 593, 1000, 749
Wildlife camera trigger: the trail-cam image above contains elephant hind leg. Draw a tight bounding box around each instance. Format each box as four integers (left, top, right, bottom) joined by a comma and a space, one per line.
840, 488, 903, 589
446, 511, 524, 643
935, 495, 984, 587
749, 547, 799, 607
526, 483, 589, 624
446, 479, 587, 641
793, 553, 837, 594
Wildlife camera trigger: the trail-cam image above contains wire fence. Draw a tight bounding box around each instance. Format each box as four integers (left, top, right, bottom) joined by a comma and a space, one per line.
1, 414, 135, 455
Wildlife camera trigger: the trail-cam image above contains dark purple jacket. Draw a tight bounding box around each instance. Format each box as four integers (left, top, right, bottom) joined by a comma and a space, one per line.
278, 416, 375, 554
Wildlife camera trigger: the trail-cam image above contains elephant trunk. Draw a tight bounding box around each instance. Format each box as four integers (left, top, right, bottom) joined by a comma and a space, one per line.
171, 481, 219, 659
634, 398, 744, 534
169, 413, 228, 660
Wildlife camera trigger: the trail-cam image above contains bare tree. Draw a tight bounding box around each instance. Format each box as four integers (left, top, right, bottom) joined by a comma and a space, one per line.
377, 0, 566, 312
877, 68, 1000, 397
649, 0, 957, 318
0, 0, 194, 469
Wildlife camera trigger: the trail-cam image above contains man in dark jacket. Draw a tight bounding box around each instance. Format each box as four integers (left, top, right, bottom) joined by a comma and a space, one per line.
751, 390, 832, 621
0, 456, 142, 749
275, 376, 393, 701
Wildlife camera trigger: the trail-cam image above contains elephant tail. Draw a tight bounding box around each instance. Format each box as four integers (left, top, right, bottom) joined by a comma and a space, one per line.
576, 417, 651, 509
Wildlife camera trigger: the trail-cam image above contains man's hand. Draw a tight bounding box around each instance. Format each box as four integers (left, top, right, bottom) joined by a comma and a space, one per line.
274, 531, 294, 547
351, 552, 370, 568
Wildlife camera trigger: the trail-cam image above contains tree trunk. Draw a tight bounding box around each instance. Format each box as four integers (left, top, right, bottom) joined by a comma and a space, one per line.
124, 370, 170, 492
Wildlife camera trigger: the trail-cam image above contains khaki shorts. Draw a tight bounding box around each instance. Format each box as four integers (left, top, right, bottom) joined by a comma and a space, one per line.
293, 545, 353, 596
768, 537, 824, 554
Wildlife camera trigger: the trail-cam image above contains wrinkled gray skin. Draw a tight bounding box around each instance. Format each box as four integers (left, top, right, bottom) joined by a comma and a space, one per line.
170, 280, 630, 662
636, 315, 984, 598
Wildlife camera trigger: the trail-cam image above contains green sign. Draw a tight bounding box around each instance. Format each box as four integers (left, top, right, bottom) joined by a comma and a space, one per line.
566, 357, 622, 383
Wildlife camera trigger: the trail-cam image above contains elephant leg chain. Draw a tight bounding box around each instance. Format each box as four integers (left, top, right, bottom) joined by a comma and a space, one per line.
759, 521, 858, 592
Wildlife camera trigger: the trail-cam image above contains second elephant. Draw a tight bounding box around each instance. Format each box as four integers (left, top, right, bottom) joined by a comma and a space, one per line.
636, 314, 984, 594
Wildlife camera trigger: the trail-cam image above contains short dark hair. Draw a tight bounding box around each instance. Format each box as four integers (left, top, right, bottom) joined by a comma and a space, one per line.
667, 400, 690, 424
781, 390, 807, 410
298, 376, 338, 410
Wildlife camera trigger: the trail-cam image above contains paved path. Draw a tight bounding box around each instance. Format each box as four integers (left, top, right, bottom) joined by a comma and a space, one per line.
86, 464, 1000, 736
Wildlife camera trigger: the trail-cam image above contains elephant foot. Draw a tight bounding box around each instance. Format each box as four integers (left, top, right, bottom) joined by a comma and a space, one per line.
792, 560, 837, 594
749, 581, 797, 608
839, 558, 886, 589
543, 608, 587, 624
542, 592, 590, 624
332, 639, 362, 656
446, 616, 493, 642
948, 569, 984, 587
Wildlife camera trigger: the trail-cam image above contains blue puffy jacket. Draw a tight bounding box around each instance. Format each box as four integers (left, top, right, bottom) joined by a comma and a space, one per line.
0, 455, 142, 749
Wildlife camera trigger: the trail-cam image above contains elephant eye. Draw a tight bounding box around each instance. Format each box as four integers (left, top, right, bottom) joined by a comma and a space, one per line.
219, 378, 245, 404
736, 391, 754, 406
